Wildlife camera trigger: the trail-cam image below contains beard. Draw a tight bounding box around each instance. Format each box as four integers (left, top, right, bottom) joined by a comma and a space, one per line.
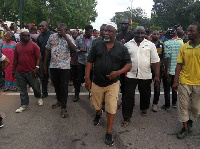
104, 38, 111, 43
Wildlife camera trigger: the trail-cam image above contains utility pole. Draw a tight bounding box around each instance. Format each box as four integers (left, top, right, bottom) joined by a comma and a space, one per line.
130, 0, 133, 25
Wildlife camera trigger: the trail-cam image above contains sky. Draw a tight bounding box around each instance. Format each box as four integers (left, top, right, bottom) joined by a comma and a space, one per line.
91, 0, 154, 30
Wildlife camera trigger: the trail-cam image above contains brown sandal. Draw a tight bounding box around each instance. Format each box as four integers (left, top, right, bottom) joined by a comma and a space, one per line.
52, 102, 61, 109
61, 110, 68, 118
121, 119, 130, 127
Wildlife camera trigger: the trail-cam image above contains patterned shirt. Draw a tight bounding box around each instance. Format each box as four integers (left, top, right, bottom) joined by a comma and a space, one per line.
76, 34, 94, 65
164, 39, 182, 75
46, 33, 75, 69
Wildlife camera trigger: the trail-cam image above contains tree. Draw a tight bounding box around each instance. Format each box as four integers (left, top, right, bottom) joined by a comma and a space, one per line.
111, 7, 151, 30
151, 0, 199, 30
0, 0, 98, 29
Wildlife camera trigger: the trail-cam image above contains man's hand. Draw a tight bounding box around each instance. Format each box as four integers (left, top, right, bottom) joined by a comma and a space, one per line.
85, 78, 92, 92
80, 48, 86, 52
172, 82, 178, 92
106, 71, 120, 80
32, 68, 39, 78
165, 71, 169, 79
153, 75, 160, 87
58, 28, 67, 38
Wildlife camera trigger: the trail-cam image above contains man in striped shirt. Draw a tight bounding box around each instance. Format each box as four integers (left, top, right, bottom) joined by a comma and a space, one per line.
163, 28, 182, 110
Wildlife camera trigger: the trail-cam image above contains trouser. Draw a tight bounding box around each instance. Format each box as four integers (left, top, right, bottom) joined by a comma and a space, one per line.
164, 75, 177, 107
39, 60, 50, 96
16, 71, 41, 106
178, 84, 200, 122
71, 64, 78, 86
74, 63, 85, 95
152, 72, 168, 105
122, 78, 152, 119
119, 73, 125, 101
50, 68, 70, 109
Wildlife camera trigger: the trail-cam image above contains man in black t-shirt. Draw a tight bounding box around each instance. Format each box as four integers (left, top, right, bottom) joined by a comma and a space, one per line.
116, 18, 134, 109
85, 22, 132, 146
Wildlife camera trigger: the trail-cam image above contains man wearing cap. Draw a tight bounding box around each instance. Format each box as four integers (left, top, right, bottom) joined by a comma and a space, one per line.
162, 28, 182, 110
121, 26, 160, 125
12, 29, 43, 113
85, 22, 132, 146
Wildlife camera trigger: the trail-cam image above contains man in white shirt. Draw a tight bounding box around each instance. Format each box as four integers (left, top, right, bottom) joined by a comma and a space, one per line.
121, 26, 160, 127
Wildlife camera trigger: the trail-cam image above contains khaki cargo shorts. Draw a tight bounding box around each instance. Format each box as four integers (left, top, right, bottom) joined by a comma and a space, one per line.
90, 81, 120, 114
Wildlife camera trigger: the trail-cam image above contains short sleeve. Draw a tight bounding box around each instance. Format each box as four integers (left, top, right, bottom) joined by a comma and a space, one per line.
45, 34, 53, 49
176, 46, 184, 63
0, 53, 6, 61
164, 42, 171, 58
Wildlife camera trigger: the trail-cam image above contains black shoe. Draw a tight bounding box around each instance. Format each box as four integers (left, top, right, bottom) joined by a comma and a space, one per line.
73, 95, 79, 102
177, 127, 190, 139
0, 117, 4, 128
172, 103, 177, 108
105, 133, 114, 146
187, 120, 193, 132
93, 111, 102, 126
161, 105, 170, 111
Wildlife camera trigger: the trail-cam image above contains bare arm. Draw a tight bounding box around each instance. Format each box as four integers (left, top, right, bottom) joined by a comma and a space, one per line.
85, 62, 93, 92
172, 63, 183, 92
2, 57, 10, 70
106, 63, 132, 80
151, 62, 160, 86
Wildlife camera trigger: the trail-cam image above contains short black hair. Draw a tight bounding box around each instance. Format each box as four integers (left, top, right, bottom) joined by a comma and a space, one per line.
85, 25, 93, 31
191, 22, 200, 31
57, 23, 67, 30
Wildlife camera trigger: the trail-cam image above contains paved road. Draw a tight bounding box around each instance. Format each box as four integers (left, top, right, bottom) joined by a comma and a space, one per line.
0, 84, 200, 149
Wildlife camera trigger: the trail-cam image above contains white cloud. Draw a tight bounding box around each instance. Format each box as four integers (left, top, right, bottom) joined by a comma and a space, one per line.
91, 0, 154, 30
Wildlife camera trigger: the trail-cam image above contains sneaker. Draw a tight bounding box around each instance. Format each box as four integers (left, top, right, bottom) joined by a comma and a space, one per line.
38, 99, 43, 106
152, 104, 158, 112
16, 106, 28, 113
161, 105, 170, 111
94, 110, 103, 126
187, 120, 193, 132
177, 127, 190, 139
172, 103, 177, 108
0, 117, 4, 128
105, 133, 114, 146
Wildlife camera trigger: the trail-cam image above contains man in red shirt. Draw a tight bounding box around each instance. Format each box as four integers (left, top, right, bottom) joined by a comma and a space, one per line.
12, 29, 42, 113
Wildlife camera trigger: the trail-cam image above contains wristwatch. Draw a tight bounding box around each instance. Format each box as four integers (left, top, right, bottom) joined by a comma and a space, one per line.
36, 66, 39, 69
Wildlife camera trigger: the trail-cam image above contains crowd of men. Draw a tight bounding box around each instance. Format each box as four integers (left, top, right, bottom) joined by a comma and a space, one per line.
0, 19, 200, 146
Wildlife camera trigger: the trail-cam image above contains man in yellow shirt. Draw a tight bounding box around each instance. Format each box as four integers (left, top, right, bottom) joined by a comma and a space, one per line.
173, 23, 200, 139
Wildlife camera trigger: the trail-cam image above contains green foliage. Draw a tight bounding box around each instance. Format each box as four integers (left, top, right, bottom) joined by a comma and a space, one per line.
111, 7, 151, 30
0, 0, 97, 29
151, 0, 199, 30
150, 25, 161, 31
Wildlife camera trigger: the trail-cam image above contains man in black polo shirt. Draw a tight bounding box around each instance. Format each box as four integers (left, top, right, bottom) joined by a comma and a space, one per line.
116, 18, 134, 109
37, 21, 54, 98
85, 22, 132, 146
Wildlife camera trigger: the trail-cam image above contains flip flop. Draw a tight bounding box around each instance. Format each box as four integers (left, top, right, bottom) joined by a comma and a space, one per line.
121, 119, 130, 127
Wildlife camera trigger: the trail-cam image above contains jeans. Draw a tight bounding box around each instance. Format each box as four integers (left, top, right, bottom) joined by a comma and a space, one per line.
122, 78, 152, 119
16, 71, 41, 106
50, 68, 70, 109
39, 60, 50, 96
